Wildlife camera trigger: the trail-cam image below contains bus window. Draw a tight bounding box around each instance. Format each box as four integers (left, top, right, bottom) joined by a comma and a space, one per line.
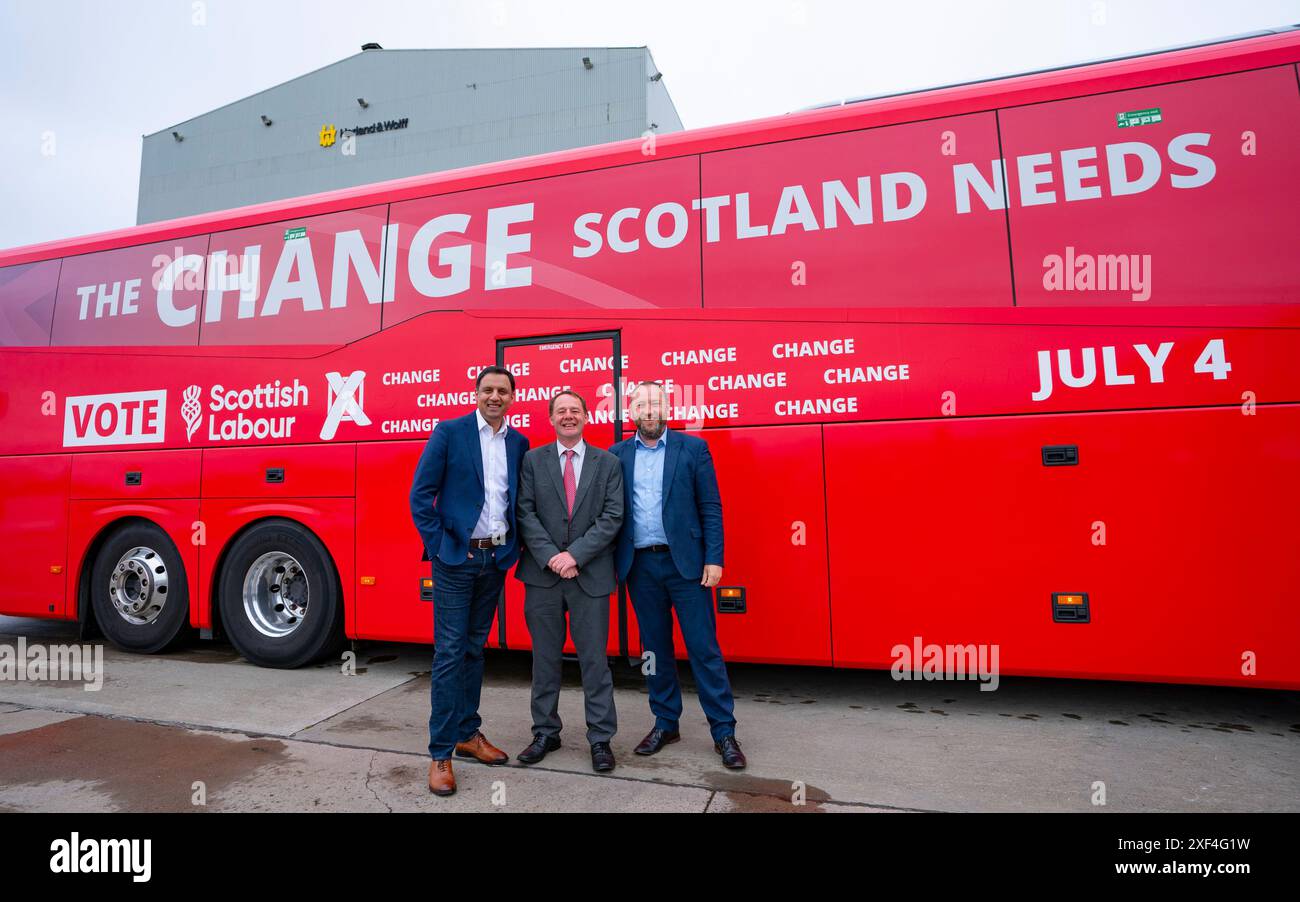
199, 205, 389, 347
1000, 66, 1300, 306
0, 259, 60, 346
701, 112, 1013, 309
51, 237, 209, 347
384, 155, 702, 329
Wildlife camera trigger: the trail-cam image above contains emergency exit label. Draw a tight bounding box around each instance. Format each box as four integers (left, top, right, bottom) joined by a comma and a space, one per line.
284, 227, 306, 241
1116, 107, 1162, 128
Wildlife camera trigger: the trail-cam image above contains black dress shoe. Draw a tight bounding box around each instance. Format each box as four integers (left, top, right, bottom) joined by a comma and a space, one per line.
633, 728, 681, 756
714, 735, 747, 769
590, 741, 615, 773
516, 733, 561, 765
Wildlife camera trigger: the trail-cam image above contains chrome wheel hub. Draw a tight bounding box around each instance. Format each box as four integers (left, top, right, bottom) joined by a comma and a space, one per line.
242, 552, 309, 638
109, 546, 169, 625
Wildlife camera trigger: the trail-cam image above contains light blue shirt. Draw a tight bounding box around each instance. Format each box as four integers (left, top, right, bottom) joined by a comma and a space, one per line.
632, 429, 668, 548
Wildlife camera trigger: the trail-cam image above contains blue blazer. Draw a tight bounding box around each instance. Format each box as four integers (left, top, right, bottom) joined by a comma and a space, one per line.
409, 411, 530, 570
611, 429, 724, 582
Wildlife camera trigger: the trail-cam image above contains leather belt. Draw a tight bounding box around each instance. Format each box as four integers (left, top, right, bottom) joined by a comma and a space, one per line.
636, 544, 670, 553
469, 537, 501, 549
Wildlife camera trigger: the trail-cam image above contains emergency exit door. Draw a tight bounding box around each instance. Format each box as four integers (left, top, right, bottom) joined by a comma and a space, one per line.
495, 331, 629, 657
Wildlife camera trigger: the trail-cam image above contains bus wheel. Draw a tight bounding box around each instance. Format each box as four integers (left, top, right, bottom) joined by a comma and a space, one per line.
218, 519, 344, 669
90, 521, 190, 654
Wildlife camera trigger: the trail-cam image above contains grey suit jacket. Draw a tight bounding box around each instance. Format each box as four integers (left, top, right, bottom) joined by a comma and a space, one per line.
515, 442, 624, 596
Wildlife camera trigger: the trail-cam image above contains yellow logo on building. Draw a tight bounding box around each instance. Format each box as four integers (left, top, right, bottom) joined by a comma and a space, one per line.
319, 124, 337, 148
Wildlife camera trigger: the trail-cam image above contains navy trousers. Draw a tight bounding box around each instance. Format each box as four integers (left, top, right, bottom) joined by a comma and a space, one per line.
427, 546, 505, 760
627, 548, 737, 742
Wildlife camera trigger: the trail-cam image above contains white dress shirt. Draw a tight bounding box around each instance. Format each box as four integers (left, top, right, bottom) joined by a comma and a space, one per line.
472, 409, 510, 540
556, 438, 586, 486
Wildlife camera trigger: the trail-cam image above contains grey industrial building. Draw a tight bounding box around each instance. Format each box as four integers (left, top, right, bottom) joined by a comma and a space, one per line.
137, 45, 683, 224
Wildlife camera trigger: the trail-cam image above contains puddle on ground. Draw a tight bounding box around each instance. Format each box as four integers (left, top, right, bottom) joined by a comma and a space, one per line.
0, 716, 289, 811
709, 774, 832, 812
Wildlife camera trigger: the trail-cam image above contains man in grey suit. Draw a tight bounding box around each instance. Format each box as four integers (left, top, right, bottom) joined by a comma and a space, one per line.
514, 389, 624, 773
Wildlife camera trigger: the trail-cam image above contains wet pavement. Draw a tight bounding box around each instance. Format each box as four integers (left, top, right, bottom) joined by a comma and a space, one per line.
1, 615, 1296, 812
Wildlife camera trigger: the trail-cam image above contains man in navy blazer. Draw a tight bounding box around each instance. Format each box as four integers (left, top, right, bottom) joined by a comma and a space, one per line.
611, 380, 746, 769
409, 365, 530, 796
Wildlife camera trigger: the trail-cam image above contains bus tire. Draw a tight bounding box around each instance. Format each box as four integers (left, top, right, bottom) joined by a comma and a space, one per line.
218, 519, 344, 669
90, 521, 190, 655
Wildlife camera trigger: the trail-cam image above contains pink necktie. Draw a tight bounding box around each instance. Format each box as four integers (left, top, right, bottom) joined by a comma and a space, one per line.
563, 449, 577, 515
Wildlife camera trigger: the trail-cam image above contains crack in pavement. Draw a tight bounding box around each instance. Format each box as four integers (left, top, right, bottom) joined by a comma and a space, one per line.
363, 750, 393, 813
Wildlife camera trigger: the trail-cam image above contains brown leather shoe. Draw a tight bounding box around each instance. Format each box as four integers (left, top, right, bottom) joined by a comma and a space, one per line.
428, 758, 456, 796
454, 730, 509, 766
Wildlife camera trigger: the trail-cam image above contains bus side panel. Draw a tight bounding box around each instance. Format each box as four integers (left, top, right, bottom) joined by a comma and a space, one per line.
687, 425, 832, 666
355, 440, 433, 644
0, 455, 71, 617
67, 500, 200, 624
825, 406, 1300, 689
70, 449, 201, 499
500, 579, 531, 653
197, 499, 356, 636
200, 443, 355, 498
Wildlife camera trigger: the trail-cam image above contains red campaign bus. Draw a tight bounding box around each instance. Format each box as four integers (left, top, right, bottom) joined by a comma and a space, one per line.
1, 30, 1297, 688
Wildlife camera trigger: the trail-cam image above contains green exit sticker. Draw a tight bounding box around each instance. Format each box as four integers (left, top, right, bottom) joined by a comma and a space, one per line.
1117, 107, 1162, 128
284, 227, 306, 241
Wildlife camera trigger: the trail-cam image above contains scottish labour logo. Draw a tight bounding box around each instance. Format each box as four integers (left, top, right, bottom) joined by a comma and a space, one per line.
181, 385, 203, 441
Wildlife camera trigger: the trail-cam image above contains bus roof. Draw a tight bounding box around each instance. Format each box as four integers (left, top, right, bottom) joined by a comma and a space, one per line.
3, 26, 1299, 268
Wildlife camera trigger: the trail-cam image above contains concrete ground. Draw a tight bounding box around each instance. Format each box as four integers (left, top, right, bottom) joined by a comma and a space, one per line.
0, 615, 1296, 813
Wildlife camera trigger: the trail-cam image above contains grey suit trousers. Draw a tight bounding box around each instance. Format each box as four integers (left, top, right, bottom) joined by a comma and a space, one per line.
524, 579, 616, 744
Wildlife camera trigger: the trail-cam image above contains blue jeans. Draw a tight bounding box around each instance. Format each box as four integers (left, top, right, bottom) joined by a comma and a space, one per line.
627, 548, 737, 742
428, 546, 506, 760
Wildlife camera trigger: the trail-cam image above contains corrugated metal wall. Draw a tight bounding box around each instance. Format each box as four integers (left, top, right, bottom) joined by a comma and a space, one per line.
137, 46, 681, 223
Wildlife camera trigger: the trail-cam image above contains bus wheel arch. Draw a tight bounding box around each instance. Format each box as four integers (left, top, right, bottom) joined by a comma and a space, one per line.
212, 516, 346, 669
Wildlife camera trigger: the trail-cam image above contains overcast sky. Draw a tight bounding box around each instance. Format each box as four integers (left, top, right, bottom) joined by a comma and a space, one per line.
2, 0, 1297, 250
